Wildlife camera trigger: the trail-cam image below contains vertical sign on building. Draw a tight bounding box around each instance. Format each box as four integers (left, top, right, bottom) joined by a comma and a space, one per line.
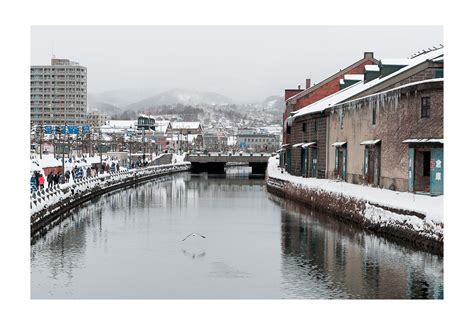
408, 147, 415, 192
342, 147, 347, 181
430, 147, 443, 195
364, 146, 368, 181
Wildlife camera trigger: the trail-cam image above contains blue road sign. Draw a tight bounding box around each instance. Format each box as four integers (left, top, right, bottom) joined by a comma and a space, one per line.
82, 125, 90, 134
44, 126, 51, 134
61, 126, 66, 134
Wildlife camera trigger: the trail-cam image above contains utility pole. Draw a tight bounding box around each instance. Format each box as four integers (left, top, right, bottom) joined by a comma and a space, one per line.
128, 139, 131, 169
39, 124, 43, 159
61, 128, 66, 181
142, 127, 145, 163
99, 126, 103, 165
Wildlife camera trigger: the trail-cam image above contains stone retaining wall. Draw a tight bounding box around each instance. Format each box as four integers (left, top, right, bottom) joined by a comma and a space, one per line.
266, 176, 443, 255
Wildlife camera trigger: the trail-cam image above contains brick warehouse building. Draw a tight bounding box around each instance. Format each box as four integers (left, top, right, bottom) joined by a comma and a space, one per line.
327, 79, 443, 194
284, 47, 443, 195
281, 52, 378, 177
283, 52, 378, 145
284, 112, 329, 178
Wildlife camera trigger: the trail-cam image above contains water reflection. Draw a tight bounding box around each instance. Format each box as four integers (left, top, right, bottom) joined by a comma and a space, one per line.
182, 249, 207, 260
274, 195, 443, 299
31, 168, 443, 299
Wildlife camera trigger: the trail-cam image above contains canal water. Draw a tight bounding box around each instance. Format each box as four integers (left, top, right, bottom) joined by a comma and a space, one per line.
31, 167, 443, 299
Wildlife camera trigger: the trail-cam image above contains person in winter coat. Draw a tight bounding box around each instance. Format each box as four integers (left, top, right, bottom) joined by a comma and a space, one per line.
47, 171, 53, 189
53, 173, 60, 185
30, 174, 37, 192
38, 174, 45, 190
34, 171, 40, 188
65, 170, 70, 183
86, 167, 91, 177
72, 166, 77, 180
75, 167, 83, 180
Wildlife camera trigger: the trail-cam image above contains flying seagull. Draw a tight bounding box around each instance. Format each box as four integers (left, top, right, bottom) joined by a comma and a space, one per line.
182, 233, 206, 241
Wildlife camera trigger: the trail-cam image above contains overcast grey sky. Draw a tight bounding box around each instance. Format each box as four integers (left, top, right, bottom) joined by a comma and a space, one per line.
31, 26, 443, 103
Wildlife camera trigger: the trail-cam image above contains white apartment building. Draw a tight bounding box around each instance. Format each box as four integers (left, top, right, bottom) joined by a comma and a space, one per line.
31, 58, 87, 126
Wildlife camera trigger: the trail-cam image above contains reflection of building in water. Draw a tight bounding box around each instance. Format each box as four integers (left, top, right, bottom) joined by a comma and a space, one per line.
278, 197, 443, 299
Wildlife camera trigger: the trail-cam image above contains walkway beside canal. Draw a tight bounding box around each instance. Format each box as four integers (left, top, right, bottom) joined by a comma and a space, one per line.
30, 162, 190, 243
266, 156, 443, 253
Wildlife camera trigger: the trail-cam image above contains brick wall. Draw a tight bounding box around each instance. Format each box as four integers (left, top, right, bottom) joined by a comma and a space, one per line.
293, 59, 376, 111
285, 89, 304, 101
283, 58, 377, 144
283, 89, 303, 144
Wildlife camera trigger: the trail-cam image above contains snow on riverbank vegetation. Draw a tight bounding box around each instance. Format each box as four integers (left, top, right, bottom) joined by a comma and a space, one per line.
267, 156, 443, 245
267, 156, 443, 223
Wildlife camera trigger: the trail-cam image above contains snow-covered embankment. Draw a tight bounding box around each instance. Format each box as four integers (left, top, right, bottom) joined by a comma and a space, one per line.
31, 162, 190, 243
266, 156, 443, 253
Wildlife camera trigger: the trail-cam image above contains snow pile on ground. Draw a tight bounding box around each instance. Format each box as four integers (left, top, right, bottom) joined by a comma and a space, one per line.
267, 156, 443, 224
363, 203, 443, 239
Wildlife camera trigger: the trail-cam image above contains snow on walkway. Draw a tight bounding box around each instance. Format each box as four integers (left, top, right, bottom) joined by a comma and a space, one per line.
30, 162, 191, 217
267, 156, 443, 223
31, 154, 120, 173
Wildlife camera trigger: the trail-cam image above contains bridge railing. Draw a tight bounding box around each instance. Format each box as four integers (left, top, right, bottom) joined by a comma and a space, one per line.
188, 152, 276, 157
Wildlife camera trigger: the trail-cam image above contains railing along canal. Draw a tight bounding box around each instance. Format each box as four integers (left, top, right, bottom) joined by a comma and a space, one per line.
30, 163, 190, 239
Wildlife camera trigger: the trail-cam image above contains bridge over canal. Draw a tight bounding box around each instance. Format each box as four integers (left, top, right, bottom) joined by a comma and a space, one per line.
185, 152, 275, 174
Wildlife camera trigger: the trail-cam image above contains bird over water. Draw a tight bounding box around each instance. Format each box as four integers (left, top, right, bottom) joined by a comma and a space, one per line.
182, 233, 206, 241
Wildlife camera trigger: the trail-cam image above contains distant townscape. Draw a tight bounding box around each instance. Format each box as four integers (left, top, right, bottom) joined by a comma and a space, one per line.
30, 57, 283, 167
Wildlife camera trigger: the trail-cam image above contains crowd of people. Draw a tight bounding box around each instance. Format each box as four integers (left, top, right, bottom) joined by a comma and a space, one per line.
30, 170, 62, 192
30, 161, 121, 193
130, 160, 149, 169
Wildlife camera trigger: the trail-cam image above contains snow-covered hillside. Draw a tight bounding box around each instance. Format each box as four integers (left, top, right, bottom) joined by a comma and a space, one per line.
126, 89, 233, 110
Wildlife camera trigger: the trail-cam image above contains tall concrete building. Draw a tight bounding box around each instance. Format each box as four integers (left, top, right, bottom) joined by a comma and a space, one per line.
30, 58, 87, 126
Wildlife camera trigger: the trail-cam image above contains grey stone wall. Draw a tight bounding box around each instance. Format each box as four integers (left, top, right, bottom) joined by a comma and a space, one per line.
266, 176, 443, 254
